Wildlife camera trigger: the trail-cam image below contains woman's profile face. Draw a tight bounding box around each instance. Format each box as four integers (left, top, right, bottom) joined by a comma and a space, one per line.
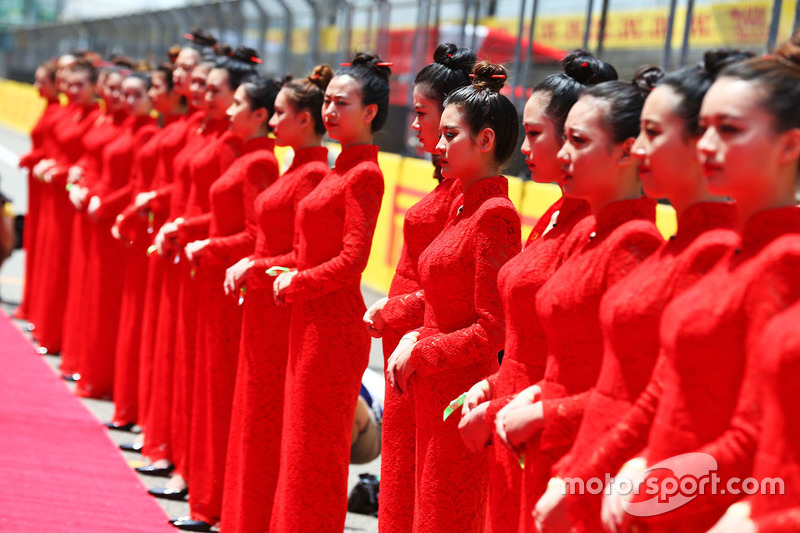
520, 91, 564, 185
411, 85, 443, 153
269, 87, 306, 147
697, 77, 786, 200
103, 72, 125, 112
435, 105, 484, 181
190, 64, 211, 110
34, 67, 56, 100
633, 85, 701, 200
205, 68, 235, 120
557, 95, 625, 202
67, 70, 95, 106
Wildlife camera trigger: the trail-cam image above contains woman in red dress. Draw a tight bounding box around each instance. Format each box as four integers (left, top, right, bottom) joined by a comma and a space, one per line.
385, 61, 522, 532
107, 62, 188, 430
59, 68, 127, 379
269, 53, 389, 533
160, 53, 257, 502
598, 40, 800, 533
455, 50, 615, 533
132, 47, 201, 442
531, 50, 751, 533
359, 44, 474, 533
141, 58, 220, 475
28, 60, 99, 355
75, 72, 158, 399
15, 60, 59, 322
170, 75, 280, 532
493, 70, 666, 533
706, 299, 800, 533
220, 64, 332, 533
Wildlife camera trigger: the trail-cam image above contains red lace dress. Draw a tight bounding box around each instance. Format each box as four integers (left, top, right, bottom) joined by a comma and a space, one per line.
615, 207, 800, 532
60, 110, 126, 375
136, 113, 195, 431
520, 197, 662, 533
74, 115, 158, 399
481, 196, 591, 533
407, 176, 521, 532
111, 113, 184, 426
220, 146, 328, 533
16, 98, 62, 320
28, 101, 99, 353
170, 128, 239, 482
743, 299, 800, 532
181, 136, 277, 524
377, 173, 461, 533
268, 144, 384, 533
550, 202, 737, 531
142, 115, 228, 463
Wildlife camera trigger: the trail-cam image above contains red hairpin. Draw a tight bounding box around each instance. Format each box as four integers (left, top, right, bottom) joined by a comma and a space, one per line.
581, 61, 589, 67
183, 33, 195, 41
448, 53, 452, 58
251, 56, 263, 64
312, 73, 320, 79
376, 62, 393, 66
491, 74, 506, 78
340, 62, 352, 66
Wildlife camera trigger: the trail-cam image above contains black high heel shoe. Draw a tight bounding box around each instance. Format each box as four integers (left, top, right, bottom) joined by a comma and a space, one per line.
148, 486, 188, 501
136, 463, 174, 477
119, 441, 143, 453
172, 518, 212, 531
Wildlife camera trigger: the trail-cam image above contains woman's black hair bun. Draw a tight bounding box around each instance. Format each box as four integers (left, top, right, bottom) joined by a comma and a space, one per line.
350, 52, 391, 81
230, 46, 261, 66
562, 48, 619, 85
471, 60, 508, 93
185, 27, 217, 48
702, 48, 756, 77
632, 64, 665, 98
433, 43, 476, 73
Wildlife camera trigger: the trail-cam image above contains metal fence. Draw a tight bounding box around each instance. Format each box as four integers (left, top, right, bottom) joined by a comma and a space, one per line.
2, 0, 799, 161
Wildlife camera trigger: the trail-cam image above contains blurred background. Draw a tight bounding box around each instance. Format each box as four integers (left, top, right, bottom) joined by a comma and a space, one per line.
1, 0, 798, 173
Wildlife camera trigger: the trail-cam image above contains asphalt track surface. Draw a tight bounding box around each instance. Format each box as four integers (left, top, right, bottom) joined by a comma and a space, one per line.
0, 122, 382, 532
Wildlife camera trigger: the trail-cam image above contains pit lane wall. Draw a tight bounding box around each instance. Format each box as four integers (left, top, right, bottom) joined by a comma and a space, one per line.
0, 79, 677, 295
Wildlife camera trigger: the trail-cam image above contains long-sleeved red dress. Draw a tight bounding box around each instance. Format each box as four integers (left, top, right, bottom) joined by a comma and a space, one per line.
480, 195, 591, 533
550, 201, 737, 531
111, 113, 184, 426
615, 206, 800, 532
142, 115, 227, 463
75, 114, 158, 399
268, 144, 384, 533
741, 298, 800, 532
28, 101, 99, 354
407, 176, 521, 532
377, 173, 461, 533
183, 136, 277, 525
16, 98, 62, 321
169, 128, 239, 484
60, 110, 128, 376
220, 145, 328, 533
136, 113, 196, 432
521, 197, 663, 532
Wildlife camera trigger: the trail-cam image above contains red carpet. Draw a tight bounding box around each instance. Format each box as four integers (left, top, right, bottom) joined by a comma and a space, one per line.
0, 311, 174, 532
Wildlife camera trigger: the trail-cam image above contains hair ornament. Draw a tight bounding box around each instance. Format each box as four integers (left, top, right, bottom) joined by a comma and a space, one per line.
339, 62, 352, 66
376, 62, 393, 66
581, 62, 589, 67
251, 56, 263, 64
491, 74, 506, 78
